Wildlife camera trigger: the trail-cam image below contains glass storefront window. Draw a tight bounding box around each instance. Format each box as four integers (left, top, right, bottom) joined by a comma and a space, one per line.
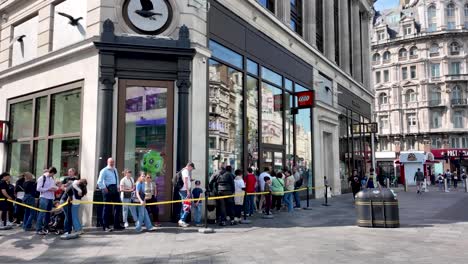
49, 138, 80, 177
285, 79, 293, 91
10, 100, 33, 140
34, 140, 47, 177
209, 59, 244, 173
262, 67, 282, 86
209, 40, 243, 69
35, 97, 48, 137
247, 76, 259, 170
51, 89, 81, 135
261, 82, 283, 145
9, 142, 31, 178
285, 92, 294, 169
247, 59, 259, 76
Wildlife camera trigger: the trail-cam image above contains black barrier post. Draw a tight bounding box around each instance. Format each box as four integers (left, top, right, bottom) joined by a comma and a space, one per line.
303, 186, 312, 210
198, 190, 214, 234
322, 176, 330, 206
240, 191, 251, 224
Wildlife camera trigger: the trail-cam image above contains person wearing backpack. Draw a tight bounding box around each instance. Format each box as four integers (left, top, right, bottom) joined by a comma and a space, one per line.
177, 162, 195, 228
35, 167, 58, 235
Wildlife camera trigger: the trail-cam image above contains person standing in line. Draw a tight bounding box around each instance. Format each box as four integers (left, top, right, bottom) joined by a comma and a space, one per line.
178, 162, 195, 228
243, 168, 257, 216
14, 173, 26, 225
144, 173, 160, 226
233, 169, 246, 224
191, 180, 203, 227
97, 158, 124, 232
0, 172, 15, 228
22, 172, 37, 231
134, 174, 156, 232
35, 167, 58, 235
263, 176, 272, 215
349, 170, 361, 201
414, 168, 425, 194
258, 168, 271, 213
215, 165, 235, 226
283, 170, 295, 213
292, 167, 303, 209
61, 177, 87, 238
271, 172, 285, 211
120, 169, 138, 228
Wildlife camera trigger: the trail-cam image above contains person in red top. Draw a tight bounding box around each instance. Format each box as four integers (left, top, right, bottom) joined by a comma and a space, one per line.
244, 168, 257, 216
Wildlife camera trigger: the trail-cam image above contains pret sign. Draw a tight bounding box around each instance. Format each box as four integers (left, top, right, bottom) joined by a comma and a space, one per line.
296, 90, 315, 108
431, 149, 468, 159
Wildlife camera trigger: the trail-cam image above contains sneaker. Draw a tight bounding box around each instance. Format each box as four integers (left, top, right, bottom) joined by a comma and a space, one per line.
60, 232, 70, 239
36, 230, 47, 235
178, 221, 189, 228
124, 222, 129, 228
135, 221, 139, 227
104, 227, 113, 233
147, 226, 157, 232
6, 221, 14, 227
76, 230, 84, 235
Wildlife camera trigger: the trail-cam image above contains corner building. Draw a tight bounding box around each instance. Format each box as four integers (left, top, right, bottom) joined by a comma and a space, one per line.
0, 0, 373, 224
372, 0, 468, 180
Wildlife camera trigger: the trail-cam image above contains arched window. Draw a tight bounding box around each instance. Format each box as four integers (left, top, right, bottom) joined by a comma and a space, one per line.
379, 93, 388, 105
372, 53, 381, 63
383, 51, 391, 62
398, 48, 408, 59
446, 3, 456, 29
429, 43, 439, 56
409, 46, 418, 57
406, 89, 416, 103
450, 42, 460, 55
430, 87, 442, 105
428, 5, 437, 32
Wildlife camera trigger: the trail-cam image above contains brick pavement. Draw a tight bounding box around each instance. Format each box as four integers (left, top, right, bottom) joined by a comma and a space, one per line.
1, 188, 468, 263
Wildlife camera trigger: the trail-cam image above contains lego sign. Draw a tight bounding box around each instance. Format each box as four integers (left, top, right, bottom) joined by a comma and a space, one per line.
296, 91, 315, 108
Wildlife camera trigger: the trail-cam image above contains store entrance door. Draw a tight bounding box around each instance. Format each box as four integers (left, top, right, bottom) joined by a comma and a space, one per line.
116, 80, 174, 222
261, 147, 285, 173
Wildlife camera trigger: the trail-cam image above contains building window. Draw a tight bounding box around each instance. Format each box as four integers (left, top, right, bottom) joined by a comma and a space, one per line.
453, 111, 463, 128
407, 113, 417, 127
383, 51, 391, 62
258, 0, 275, 13
462, 137, 468, 148
290, 0, 303, 36
316, 0, 324, 53
452, 138, 460, 148
450, 42, 460, 55
452, 86, 462, 104
431, 111, 442, 128
430, 87, 442, 105
375, 71, 381, 83
372, 53, 381, 64
262, 82, 283, 145
379, 93, 388, 105
377, 30, 386, 41
431, 63, 441, 77
401, 67, 408, 80
7, 83, 82, 177
406, 137, 415, 150
450, 62, 461, 75
247, 76, 259, 169
380, 138, 389, 151
403, 25, 412, 35
428, 5, 437, 32
384, 70, 390, 82
398, 48, 408, 60
406, 89, 416, 103
379, 116, 389, 130
429, 43, 439, 56
432, 138, 442, 149
409, 46, 418, 58
410, 66, 417, 79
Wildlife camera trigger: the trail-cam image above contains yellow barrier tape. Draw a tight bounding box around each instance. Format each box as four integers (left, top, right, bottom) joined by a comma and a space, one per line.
2, 185, 328, 211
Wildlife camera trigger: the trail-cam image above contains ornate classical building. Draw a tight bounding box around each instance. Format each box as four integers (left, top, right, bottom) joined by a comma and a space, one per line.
372, 0, 468, 177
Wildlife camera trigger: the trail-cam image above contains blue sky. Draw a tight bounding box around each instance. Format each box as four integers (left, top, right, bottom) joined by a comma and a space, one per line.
374, 0, 399, 11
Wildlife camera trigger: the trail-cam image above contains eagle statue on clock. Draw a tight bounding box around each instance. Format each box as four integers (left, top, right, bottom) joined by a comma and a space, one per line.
123, 0, 173, 35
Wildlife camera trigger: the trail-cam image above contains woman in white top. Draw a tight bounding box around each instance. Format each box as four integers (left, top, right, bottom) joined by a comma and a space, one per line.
233, 169, 246, 223
144, 173, 160, 226
120, 169, 138, 228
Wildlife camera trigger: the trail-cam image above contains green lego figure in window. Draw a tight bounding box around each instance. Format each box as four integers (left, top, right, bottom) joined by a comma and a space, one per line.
141, 150, 164, 178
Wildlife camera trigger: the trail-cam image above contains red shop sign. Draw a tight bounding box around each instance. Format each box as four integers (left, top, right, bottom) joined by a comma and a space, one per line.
0, 121, 7, 143
296, 90, 315, 108
431, 149, 468, 159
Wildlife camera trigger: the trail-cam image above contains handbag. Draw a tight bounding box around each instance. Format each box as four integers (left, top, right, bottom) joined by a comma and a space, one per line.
123, 178, 133, 199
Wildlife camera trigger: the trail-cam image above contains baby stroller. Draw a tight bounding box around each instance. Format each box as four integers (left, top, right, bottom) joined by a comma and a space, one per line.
48, 203, 65, 235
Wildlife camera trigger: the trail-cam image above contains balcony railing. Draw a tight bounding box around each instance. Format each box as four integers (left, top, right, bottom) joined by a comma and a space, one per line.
451, 98, 467, 106
409, 55, 418, 60
428, 99, 444, 107
429, 52, 440, 57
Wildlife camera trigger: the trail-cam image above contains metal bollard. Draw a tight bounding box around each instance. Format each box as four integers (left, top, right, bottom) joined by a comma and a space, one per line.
465, 178, 468, 193
198, 190, 214, 234
404, 180, 408, 192
386, 178, 390, 188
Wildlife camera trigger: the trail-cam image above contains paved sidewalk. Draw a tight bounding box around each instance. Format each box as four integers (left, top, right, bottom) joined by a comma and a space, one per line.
1, 188, 468, 263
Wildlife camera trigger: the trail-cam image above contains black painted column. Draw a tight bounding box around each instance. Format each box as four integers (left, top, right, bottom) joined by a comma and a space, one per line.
176, 57, 192, 171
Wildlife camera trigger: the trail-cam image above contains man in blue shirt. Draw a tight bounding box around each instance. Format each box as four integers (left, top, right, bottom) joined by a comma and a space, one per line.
97, 158, 124, 232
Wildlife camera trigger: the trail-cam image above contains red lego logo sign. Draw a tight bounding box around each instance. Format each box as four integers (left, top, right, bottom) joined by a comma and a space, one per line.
296, 91, 315, 108
0, 121, 4, 142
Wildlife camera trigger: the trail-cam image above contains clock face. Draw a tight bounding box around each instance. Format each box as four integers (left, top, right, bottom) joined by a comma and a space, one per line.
123, 0, 172, 35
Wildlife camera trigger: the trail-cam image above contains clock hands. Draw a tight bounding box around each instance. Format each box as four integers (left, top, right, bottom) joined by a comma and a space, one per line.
136, 0, 163, 21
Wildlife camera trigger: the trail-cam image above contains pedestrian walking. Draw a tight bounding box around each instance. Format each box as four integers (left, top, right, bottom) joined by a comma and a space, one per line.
437, 174, 444, 192
144, 173, 159, 226
243, 168, 257, 216
0, 172, 15, 228
120, 169, 138, 228
453, 172, 458, 190
215, 165, 235, 226
177, 162, 195, 228
134, 174, 155, 232
414, 168, 424, 194
22, 172, 37, 231
271, 172, 285, 211
233, 169, 245, 224
284, 170, 295, 213
462, 170, 467, 189
97, 158, 124, 232
35, 167, 58, 235
191, 180, 203, 227
444, 169, 452, 190
349, 170, 361, 200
